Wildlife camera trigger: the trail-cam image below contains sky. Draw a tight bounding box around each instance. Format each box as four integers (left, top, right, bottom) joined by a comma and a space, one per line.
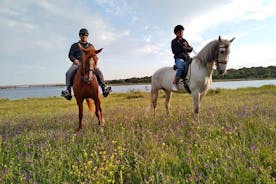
0, 0, 275, 86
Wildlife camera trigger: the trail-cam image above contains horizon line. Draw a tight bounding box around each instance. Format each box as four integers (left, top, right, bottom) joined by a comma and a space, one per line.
0, 65, 275, 87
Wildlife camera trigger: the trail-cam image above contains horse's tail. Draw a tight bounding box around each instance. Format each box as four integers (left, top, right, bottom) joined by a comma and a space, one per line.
86, 98, 95, 116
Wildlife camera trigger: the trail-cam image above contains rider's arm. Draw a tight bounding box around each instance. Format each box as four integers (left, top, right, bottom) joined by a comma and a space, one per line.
183, 40, 193, 52
68, 43, 79, 62
171, 39, 183, 56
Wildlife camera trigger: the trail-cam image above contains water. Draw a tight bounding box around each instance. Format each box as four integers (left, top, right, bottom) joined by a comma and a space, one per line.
0, 80, 275, 100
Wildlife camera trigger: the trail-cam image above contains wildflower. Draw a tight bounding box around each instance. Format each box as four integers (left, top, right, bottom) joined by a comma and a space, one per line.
250, 145, 256, 151
83, 151, 88, 158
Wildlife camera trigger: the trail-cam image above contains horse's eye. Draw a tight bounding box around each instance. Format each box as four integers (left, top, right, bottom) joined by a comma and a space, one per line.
220, 50, 225, 54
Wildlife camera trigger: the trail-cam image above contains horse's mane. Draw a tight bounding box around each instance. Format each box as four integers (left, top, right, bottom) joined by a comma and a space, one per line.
195, 39, 220, 65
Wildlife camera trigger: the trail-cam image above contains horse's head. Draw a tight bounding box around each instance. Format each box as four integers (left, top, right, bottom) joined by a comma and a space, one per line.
216, 36, 235, 74
78, 44, 103, 83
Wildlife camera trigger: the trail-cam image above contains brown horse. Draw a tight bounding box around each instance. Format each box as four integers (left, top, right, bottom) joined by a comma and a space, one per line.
73, 44, 104, 131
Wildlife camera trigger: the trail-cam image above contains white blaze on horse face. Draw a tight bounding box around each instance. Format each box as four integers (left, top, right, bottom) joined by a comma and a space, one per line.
89, 57, 95, 69
88, 57, 95, 81
217, 63, 227, 74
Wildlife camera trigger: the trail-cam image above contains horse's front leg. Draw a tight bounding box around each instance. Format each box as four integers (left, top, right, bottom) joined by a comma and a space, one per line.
76, 98, 84, 132
192, 91, 200, 114
200, 90, 207, 102
93, 94, 104, 128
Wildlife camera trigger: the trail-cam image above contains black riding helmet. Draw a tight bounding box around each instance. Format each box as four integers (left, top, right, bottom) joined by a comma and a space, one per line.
79, 28, 89, 36
174, 25, 184, 35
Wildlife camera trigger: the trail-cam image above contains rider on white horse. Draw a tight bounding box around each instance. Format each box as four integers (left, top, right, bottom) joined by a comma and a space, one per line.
171, 25, 193, 91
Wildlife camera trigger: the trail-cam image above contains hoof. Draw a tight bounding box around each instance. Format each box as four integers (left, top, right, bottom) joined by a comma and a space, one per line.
98, 126, 104, 133
75, 128, 82, 133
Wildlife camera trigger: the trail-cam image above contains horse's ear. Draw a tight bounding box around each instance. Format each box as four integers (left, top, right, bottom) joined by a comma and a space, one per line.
96, 48, 103, 54
218, 36, 221, 41
229, 37, 235, 43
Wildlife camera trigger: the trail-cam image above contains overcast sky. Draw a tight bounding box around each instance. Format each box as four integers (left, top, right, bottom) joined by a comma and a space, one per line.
0, 0, 275, 85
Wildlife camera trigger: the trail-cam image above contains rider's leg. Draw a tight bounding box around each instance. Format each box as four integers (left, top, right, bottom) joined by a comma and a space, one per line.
62, 64, 79, 99
174, 58, 185, 83
94, 67, 112, 97
172, 58, 185, 90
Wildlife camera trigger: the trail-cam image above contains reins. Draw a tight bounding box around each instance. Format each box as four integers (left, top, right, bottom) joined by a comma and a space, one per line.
186, 49, 198, 84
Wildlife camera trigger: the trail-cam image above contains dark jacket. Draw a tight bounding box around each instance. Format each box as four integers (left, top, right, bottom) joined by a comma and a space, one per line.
68, 41, 93, 62
171, 37, 193, 61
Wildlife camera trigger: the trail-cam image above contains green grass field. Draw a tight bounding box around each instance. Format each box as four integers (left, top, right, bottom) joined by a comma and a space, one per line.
1, 85, 275, 183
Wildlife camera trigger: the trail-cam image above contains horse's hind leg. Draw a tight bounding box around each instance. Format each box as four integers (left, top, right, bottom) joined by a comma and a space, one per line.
76, 98, 84, 132
150, 88, 159, 118
86, 98, 95, 117
164, 90, 172, 115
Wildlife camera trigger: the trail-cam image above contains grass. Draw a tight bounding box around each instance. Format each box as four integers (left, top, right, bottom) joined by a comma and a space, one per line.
0, 85, 275, 183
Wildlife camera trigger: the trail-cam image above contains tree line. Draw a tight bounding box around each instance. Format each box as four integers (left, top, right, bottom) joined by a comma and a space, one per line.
106, 66, 276, 84
213, 66, 276, 80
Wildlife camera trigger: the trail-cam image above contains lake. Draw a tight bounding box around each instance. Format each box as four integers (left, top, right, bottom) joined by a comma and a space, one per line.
0, 79, 275, 100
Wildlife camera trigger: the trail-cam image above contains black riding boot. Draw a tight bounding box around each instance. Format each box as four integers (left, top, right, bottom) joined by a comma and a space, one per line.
61, 86, 72, 100
94, 67, 112, 97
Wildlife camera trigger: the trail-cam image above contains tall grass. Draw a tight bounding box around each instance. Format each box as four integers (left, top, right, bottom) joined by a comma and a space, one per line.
0, 86, 275, 183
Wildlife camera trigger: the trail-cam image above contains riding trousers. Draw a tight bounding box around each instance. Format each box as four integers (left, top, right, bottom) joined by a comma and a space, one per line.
175, 58, 186, 78
65, 64, 106, 90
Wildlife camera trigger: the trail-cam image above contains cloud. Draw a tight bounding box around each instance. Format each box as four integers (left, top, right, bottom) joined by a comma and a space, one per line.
186, 0, 276, 42
229, 42, 276, 68
132, 43, 164, 56
0, 0, 275, 85
95, 0, 131, 16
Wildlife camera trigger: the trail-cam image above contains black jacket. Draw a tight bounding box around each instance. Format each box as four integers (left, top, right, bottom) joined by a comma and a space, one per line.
171, 37, 193, 61
68, 41, 93, 62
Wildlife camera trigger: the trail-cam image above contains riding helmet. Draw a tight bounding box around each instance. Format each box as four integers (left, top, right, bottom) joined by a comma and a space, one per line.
79, 28, 89, 36
174, 25, 184, 34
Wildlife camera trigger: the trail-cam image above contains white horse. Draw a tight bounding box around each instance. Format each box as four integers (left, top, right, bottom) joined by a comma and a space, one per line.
150, 36, 235, 116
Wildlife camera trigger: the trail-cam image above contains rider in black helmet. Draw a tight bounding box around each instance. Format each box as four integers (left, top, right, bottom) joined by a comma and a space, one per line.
171, 25, 193, 91
79, 28, 89, 36
61, 28, 112, 100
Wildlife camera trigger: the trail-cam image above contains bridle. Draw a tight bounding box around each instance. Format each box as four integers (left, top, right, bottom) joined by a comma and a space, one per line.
216, 43, 228, 66
78, 43, 96, 84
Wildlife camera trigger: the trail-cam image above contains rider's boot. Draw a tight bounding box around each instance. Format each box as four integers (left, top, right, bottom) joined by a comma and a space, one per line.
102, 86, 112, 97
61, 87, 72, 100
171, 77, 180, 91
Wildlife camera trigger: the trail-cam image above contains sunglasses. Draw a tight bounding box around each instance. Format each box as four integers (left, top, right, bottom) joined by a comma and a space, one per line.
80, 33, 88, 36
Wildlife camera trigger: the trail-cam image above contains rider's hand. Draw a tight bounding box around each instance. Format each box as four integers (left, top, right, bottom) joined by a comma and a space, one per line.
74, 59, 80, 65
